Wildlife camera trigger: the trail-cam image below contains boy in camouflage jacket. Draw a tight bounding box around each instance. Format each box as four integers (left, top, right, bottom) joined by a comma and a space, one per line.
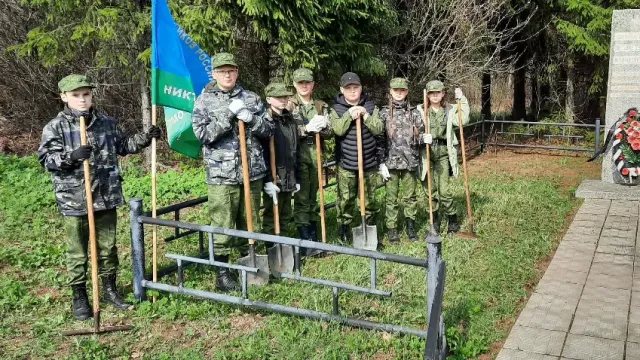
192, 53, 274, 292
37, 74, 161, 320
379, 78, 424, 242
290, 68, 331, 256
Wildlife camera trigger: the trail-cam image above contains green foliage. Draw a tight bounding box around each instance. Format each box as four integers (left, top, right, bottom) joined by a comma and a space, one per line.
11, 0, 148, 76
620, 142, 640, 166
552, 0, 640, 93
13, 0, 396, 91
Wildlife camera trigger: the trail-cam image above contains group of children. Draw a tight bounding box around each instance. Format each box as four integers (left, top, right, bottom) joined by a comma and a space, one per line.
37, 52, 469, 320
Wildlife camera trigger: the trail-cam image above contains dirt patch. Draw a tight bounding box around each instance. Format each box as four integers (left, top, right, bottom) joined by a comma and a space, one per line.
31, 286, 62, 300
228, 313, 265, 333
382, 273, 399, 287
469, 149, 600, 192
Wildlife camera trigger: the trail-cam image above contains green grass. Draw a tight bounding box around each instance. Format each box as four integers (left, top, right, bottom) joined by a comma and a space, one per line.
0, 152, 598, 359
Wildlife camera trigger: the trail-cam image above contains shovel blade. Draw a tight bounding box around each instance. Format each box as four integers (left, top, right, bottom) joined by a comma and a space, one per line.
267, 244, 295, 277
352, 224, 378, 251
237, 254, 270, 285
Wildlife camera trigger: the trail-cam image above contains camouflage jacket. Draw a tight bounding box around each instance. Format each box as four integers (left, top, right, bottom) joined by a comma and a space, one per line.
37, 107, 150, 216
380, 100, 424, 171
192, 82, 274, 185
290, 95, 333, 166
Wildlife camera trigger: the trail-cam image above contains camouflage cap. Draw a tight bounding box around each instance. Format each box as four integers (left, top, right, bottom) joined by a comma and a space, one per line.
292, 68, 314, 82
265, 82, 293, 97
425, 80, 445, 92
390, 77, 409, 89
58, 74, 95, 92
211, 52, 238, 69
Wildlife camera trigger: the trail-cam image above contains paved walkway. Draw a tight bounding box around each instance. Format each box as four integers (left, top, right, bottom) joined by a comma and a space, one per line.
497, 197, 640, 360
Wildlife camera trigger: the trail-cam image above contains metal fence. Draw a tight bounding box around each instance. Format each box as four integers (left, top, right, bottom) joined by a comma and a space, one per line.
475, 118, 603, 154
129, 197, 447, 359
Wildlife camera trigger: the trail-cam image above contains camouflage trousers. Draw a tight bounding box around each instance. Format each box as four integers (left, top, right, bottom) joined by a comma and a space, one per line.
336, 166, 379, 226
420, 144, 455, 215
263, 191, 293, 235
293, 153, 319, 226
208, 181, 263, 256
64, 209, 118, 286
385, 169, 417, 229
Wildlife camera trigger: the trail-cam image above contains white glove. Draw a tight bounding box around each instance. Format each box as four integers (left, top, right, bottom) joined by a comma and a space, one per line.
378, 163, 391, 182
237, 108, 253, 123
422, 133, 432, 144
228, 99, 245, 115
264, 182, 280, 204
305, 115, 327, 133
293, 183, 301, 194
454, 88, 463, 100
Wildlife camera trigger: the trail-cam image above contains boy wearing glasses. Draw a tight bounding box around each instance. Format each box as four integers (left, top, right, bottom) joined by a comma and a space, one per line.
192, 52, 274, 292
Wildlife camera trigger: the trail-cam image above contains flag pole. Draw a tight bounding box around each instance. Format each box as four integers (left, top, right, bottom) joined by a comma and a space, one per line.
151, 104, 157, 303
150, 0, 158, 303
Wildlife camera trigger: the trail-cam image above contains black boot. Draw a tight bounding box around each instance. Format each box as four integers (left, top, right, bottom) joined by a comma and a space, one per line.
71, 284, 92, 320
215, 255, 240, 292
297, 225, 310, 240
447, 214, 460, 234
101, 274, 132, 310
338, 224, 349, 243
406, 219, 417, 241
307, 221, 318, 242
366, 214, 376, 226
387, 228, 399, 243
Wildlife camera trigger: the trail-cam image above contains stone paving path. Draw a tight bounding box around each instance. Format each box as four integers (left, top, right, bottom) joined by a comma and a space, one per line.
496, 198, 640, 360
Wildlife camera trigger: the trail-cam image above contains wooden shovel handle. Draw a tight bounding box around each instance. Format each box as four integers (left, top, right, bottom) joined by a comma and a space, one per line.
238, 121, 254, 244
269, 136, 280, 235
423, 90, 434, 226
315, 133, 326, 243
355, 115, 366, 217
79, 116, 100, 326
456, 100, 474, 228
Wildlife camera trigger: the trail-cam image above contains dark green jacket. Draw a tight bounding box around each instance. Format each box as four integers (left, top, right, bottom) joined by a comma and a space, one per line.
261, 109, 301, 192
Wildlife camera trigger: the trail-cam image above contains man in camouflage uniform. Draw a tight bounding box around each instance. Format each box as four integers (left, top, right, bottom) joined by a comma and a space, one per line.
37, 74, 161, 320
290, 68, 331, 255
329, 72, 384, 243
192, 52, 273, 292
379, 78, 423, 242
261, 82, 300, 237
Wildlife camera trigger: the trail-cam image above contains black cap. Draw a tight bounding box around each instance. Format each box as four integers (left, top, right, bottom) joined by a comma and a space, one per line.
340, 72, 361, 87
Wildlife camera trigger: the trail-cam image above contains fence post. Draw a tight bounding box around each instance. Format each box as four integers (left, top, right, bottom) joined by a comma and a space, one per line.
595, 118, 601, 155
129, 197, 147, 301
480, 118, 486, 152
424, 236, 446, 360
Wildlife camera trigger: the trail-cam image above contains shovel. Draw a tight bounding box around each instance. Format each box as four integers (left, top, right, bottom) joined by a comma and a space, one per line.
266, 136, 295, 276
422, 90, 443, 244
352, 115, 378, 251
454, 99, 478, 239
62, 116, 132, 336
236, 121, 270, 285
